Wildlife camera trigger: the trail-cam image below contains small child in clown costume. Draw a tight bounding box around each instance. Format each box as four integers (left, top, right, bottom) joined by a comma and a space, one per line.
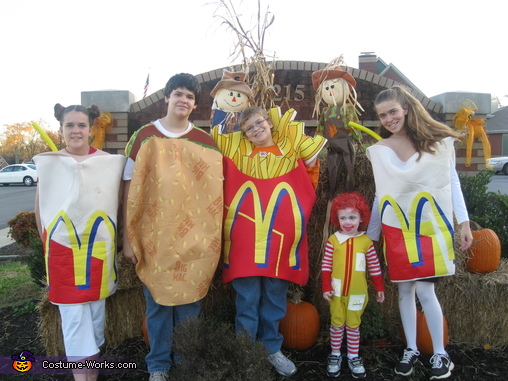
321, 192, 385, 379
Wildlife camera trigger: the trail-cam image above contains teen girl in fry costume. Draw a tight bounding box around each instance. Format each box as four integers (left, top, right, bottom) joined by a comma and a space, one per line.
34, 104, 126, 381
367, 86, 473, 380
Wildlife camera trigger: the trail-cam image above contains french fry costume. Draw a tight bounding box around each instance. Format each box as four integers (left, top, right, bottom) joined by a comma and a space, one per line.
125, 123, 223, 306
367, 137, 457, 281
212, 107, 326, 285
34, 152, 126, 304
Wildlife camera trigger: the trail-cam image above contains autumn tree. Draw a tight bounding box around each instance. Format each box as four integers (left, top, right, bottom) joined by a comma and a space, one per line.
0, 121, 59, 162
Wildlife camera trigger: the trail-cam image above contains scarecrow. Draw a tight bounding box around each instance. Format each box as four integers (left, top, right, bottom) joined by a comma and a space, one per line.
90, 111, 114, 150
452, 99, 492, 168
313, 59, 363, 195
211, 70, 253, 133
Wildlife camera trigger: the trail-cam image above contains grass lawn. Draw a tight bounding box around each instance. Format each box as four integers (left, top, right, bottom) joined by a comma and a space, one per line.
0, 259, 42, 311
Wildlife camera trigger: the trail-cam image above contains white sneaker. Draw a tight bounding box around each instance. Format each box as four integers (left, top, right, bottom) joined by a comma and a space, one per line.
149, 371, 169, 381
267, 350, 297, 376
348, 356, 366, 379
327, 354, 342, 377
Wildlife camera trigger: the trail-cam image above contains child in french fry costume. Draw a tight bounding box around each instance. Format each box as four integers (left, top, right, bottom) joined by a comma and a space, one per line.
211, 105, 326, 376
34, 103, 126, 372
210, 70, 253, 133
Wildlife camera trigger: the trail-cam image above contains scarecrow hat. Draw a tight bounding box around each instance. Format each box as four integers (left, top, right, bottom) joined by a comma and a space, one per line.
312, 65, 356, 91
210, 70, 253, 99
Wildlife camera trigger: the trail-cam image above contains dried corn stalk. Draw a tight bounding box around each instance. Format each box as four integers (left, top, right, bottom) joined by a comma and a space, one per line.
213, 0, 276, 109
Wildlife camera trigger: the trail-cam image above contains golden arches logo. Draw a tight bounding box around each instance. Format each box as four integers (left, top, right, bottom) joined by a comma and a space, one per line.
224, 181, 305, 272
45, 210, 117, 299
380, 191, 455, 268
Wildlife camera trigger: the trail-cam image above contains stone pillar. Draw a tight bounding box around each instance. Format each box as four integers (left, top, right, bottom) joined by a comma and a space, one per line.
81, 90, 135, 155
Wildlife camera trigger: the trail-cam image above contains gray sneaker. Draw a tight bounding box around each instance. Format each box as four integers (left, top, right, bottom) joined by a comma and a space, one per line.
326, 354, 342, 377
267, 350, 297, 376
149, 371, 169, 381
348, 356, 366, 379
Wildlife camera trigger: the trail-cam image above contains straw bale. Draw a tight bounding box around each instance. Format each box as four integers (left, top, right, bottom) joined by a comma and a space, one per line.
377, 259, 508, 347
37, 293, 64, 356
103, 287, 145, 347
116, 250, 143, 291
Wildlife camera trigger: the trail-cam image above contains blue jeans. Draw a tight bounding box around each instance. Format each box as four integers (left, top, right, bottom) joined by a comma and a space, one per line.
231, 276, 289, 355
143, 285, 201, 372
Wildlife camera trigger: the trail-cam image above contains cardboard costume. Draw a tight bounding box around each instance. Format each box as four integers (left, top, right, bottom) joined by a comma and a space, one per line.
366, 137, 457, 281
125, 124, 223, 306
34, 153, 126, 304
211, 107, 326, 285
211, 70, 253, 134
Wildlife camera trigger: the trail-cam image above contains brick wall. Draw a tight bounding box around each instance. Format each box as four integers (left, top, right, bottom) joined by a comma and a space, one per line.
100, 60, 489, 174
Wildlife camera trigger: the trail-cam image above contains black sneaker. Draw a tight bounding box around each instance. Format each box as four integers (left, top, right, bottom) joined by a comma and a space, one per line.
348, 357, 366, 379
430, 353, 454, 379
326, 354, 341, 378
394, 348, 420, 376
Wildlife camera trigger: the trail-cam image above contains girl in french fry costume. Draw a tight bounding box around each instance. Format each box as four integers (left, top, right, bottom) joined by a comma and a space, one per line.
313, 57, 364, 194
34, 103, 126, 379
210, 70, 253, 133
211, 105, 326, 376
321, 192, 385, 379
367, 86, 473, 380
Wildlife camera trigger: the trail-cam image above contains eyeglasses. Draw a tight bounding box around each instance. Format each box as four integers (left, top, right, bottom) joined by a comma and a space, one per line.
243, 119, 266, 134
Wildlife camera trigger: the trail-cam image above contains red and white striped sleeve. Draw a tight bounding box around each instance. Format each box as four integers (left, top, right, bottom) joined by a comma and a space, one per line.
321, 240, 334, 293
365, 244, 385, 292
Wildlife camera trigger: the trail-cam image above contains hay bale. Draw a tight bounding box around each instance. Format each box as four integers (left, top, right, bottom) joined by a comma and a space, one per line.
378, 258, 508, 348
437, 259, 508, 346
116, 251, 143, 291
37, 293, 64, 356
104, 287, 145, 347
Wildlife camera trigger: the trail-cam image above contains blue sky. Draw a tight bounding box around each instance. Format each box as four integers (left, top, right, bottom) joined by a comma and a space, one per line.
1, 0, 506, 130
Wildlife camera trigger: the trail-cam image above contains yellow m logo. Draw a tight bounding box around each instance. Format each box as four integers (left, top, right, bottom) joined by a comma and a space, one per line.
380, 191, 455, 269
45, 210, 117, 299
224, 181, 305, 274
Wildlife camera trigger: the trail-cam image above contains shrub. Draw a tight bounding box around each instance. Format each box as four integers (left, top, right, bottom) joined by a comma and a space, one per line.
459, 170, 508, 258
7, 211, 46, 287
7, 211, 39, 248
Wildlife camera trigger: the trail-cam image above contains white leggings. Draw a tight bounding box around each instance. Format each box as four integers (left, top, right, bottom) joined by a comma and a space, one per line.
397, 281, 445, 355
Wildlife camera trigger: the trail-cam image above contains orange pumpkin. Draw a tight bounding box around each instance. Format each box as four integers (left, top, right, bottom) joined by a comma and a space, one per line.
416, 309, 449, 355
279, 297, 320, 350
466, 228, 501, 273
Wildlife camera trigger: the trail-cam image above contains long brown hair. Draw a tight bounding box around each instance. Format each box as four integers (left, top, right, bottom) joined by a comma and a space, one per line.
374, 86, 465, 156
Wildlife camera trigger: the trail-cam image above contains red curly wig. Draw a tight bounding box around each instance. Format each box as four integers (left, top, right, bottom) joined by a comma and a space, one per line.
330, 192, 371, 230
